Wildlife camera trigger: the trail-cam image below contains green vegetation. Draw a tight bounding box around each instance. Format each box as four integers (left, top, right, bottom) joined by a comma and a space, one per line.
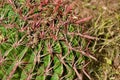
0, 0, 120, 80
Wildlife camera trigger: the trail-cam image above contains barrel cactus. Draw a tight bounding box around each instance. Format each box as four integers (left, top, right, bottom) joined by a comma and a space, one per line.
0, 0, 99, 80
